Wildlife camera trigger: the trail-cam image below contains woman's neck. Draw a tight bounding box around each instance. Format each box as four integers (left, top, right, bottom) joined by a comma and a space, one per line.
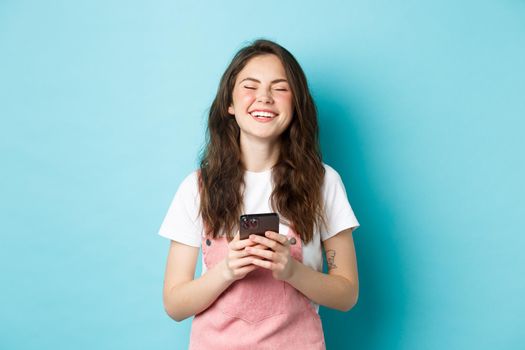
240, 134, 281, 172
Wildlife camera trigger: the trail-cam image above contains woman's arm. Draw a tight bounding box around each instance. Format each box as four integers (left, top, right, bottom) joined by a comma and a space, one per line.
162, 240, 230, 321
246, 228, 359, 311
162, 234, 265, 321
288, 228, 359, 311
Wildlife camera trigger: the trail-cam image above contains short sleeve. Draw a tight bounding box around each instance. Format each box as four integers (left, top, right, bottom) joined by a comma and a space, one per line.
320, 164, 360, 241
157, 171, 203, 247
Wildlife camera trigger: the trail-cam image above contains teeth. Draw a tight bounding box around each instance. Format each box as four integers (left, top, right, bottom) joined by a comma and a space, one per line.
250, 111, 276, 118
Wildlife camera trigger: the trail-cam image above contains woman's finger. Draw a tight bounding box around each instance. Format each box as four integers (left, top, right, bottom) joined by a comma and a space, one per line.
229, 256, 258, 269
232, 243, 269, 258
250, 257, 275, 270
251, 243, 269, 250
245, 246, 278, 261
234, 264, 258, 276
264, 231, 289, 245
249, 234, 281, 251
230, 235, 257, 251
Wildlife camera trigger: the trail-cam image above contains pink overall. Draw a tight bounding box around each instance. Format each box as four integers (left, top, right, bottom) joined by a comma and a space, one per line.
188, 228, 326, 350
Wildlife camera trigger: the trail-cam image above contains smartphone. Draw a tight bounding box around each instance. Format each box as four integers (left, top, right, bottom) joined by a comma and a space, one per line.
239, 213, 279, 240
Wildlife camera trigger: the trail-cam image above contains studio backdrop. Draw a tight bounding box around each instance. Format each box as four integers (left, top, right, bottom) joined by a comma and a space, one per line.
1, 1, 524, 349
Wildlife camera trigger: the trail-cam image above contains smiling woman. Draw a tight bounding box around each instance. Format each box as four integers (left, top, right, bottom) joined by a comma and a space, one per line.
158, 39, 360, 350
228, 54, 294, 149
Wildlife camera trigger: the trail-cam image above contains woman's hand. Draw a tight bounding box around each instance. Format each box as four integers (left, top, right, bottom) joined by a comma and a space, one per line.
222, 232, 268, 283
245, 231, 296, 281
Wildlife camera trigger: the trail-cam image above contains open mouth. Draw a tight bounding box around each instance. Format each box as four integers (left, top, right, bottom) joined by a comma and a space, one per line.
250, 110, 277, 121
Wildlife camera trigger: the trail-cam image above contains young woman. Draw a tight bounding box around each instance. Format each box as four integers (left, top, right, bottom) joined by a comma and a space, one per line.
158, 39, 360, 349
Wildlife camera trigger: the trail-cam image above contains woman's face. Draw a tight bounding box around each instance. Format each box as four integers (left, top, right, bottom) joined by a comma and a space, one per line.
228, 54, 293, 143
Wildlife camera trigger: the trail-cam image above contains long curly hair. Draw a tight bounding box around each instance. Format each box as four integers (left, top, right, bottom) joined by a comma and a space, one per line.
198, 39, 326, 244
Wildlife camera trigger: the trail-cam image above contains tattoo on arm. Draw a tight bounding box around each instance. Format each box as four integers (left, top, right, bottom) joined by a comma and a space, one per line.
326, 249, 337, 270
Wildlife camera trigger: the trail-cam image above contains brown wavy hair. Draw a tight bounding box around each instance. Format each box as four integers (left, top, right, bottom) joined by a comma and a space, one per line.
198, 39, 326, 244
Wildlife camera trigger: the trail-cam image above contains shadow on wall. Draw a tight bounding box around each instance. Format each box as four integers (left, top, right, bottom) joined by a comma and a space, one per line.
316, 89, 409, 350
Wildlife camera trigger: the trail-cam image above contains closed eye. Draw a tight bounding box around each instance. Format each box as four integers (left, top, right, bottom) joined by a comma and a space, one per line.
243, 86, 256, 90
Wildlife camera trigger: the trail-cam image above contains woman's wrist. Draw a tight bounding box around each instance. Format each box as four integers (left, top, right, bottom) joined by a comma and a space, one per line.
283, 258, 300, 284
217, 258, 236, 285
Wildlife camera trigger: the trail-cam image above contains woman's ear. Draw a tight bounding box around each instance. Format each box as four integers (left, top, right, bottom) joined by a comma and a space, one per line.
228, 105, 235, 115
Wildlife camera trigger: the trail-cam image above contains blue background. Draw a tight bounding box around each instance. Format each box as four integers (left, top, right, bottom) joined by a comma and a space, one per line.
1, 1, 524, 349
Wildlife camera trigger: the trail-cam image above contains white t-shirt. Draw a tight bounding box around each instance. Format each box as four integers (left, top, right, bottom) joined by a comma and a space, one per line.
158, 163, 360, 312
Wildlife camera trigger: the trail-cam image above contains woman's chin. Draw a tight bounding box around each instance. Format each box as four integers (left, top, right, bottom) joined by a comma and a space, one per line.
240, 130, 282, 143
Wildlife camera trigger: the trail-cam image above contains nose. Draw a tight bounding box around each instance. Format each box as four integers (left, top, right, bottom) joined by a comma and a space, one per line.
256, 89, 274, 103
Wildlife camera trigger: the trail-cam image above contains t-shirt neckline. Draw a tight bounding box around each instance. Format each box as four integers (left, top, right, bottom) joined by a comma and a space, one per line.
244, 168, 272, 175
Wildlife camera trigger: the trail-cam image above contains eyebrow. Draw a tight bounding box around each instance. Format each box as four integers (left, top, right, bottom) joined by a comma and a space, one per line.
239, 77, 289, 84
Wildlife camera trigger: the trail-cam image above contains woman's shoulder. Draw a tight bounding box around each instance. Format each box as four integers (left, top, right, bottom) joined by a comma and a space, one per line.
175, 169, 200, 197
322, 163, 344, 184
181, 169, 200, 185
